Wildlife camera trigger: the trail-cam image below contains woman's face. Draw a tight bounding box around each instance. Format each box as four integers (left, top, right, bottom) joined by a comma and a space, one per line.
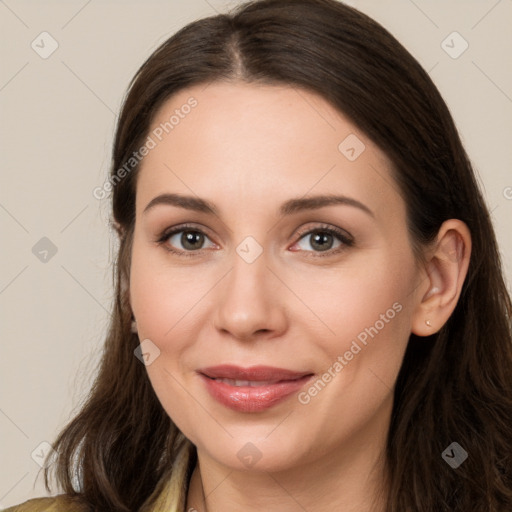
129, 81, 427, 473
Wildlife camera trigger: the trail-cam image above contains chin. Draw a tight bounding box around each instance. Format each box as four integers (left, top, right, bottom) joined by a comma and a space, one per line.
195, 431, 313, 474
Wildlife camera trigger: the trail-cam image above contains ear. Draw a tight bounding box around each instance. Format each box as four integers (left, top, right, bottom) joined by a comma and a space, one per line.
411, 219, 472, 336
111, 220, 126, 239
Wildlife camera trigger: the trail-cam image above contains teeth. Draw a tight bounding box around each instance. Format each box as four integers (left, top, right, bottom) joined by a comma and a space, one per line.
214, 378, 281, 387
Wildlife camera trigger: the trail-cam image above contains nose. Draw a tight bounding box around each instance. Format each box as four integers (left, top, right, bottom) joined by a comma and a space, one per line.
212, 246, 288, 342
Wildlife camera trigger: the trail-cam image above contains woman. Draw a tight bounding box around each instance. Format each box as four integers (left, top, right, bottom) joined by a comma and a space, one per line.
7, 0, 512, 510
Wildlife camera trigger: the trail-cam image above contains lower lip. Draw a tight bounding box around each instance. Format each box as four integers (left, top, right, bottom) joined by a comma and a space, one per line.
199, 374, 314, 413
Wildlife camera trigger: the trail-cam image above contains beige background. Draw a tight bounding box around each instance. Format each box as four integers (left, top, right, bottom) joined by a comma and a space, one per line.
1, 0, 511, 507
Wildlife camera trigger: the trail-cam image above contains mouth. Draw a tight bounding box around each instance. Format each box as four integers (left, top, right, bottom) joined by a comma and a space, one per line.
197, 364, 314, 412
198, 364, 313, 382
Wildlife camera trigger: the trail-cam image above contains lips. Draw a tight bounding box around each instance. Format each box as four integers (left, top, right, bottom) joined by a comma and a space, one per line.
197, 365, 314, 412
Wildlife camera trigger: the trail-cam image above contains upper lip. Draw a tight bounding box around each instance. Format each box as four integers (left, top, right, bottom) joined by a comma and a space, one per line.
198, 364, 313, 382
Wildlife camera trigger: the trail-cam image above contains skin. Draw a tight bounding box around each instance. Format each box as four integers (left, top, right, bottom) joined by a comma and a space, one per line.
128, 81, 471, 512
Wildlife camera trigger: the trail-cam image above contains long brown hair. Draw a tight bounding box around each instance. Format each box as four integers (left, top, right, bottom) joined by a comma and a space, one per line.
44, 0, 512, 510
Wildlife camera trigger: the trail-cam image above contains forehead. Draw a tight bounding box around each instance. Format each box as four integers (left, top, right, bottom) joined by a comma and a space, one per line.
135, 81, 404, 224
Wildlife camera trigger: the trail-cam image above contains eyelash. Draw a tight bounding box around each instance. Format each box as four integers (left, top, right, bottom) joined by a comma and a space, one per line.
156, 223, 354, 258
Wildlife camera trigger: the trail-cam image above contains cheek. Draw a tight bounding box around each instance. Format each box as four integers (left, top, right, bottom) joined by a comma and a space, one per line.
290, 258, 414, 448
297, 251, 415, 411
129, 243, 210, 342
129, 244, 208, 438
302, 252, 414, 348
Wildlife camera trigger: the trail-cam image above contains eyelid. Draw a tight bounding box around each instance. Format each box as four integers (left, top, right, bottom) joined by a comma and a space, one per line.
294, 223, 353, 244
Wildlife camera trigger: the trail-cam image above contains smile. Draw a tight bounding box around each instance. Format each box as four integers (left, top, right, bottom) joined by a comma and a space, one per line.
197, 365, 314, 413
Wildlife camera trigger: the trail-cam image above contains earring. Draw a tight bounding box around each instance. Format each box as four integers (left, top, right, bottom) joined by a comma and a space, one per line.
425, 319, 432, 327
131, 318, 138, 333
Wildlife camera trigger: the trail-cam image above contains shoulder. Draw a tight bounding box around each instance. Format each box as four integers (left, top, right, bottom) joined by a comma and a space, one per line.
2, 495, 89, 512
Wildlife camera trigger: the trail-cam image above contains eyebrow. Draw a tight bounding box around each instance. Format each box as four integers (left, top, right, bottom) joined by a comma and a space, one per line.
143, 192, 374, 218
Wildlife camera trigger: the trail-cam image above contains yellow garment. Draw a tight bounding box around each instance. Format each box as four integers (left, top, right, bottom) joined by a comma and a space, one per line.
1, 496, 89, 512
2, 472, 186, 512
3, 438, 194, 512
1, 489, 176, 512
